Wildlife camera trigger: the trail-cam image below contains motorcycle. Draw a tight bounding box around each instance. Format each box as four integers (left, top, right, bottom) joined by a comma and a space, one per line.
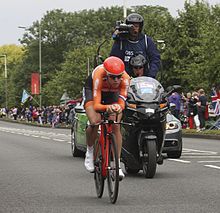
121, 76, 180, 178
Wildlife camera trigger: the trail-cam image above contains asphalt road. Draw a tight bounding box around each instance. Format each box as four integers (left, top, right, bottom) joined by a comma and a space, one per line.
0, 121, 220, 213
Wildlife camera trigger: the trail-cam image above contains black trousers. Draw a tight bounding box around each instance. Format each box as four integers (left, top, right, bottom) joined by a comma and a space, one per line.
198, 110, 206, 128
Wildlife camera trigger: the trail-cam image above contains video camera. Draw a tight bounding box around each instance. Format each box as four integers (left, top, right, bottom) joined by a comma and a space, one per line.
113, 21, 133, 39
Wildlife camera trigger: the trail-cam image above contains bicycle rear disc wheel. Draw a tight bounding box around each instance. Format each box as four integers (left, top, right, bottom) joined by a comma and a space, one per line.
94, 141, 105, 198
107, 133, 119, 204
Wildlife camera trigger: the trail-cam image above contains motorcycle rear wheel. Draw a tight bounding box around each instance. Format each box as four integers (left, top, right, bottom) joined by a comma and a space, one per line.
142, 140, 157, 178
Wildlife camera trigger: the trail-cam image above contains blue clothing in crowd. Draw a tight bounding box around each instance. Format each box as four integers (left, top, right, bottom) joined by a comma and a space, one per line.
168, 92, 182, 119
168, 92, 181, 111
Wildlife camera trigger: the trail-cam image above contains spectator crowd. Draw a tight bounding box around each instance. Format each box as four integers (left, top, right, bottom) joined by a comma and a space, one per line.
168, 88, 214, 132
0, 104, 76, 128
0, 87, 219, 131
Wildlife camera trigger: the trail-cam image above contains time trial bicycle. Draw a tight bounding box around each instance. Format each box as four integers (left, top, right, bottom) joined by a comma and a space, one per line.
92, 112, 131, 204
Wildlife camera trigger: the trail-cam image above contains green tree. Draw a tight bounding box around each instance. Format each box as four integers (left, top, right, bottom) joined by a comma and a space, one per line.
165, 0, 220, 92
0, 45, 24, 108
7, 1, 220, 107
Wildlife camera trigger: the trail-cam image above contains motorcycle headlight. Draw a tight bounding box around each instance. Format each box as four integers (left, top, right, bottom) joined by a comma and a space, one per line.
166, 121, 179, 130
127, 103, 136, 109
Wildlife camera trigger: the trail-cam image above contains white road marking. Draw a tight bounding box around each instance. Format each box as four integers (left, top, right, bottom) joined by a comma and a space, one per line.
198, 160, 220, 163
204, 165, 220, 170
53, 138, 65, 142
0, 127, 69, 141
40, 136, 51, 140
183, 148, 217, 155
182, 156, 220, 159
56, 133, 67, 136
182, 152, 216, 156
31, 135, 40, 138
168, 159, 191, 163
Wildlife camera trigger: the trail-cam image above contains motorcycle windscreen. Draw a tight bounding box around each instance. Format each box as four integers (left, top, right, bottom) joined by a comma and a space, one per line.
129, 76, 164, 102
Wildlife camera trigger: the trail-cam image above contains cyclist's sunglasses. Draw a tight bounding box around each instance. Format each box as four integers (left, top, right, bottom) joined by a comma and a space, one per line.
108, 74, 123, 80
133, 66, 144, 69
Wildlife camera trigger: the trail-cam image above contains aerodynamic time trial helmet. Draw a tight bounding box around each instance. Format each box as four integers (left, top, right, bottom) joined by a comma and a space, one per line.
103, 56, 125, 75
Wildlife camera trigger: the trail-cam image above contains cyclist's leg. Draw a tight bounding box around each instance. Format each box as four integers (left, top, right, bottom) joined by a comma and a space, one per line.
84, 80, 102, 172
84, 84, 101, 147
85, 104, 101, 146
84, 104, 101, 172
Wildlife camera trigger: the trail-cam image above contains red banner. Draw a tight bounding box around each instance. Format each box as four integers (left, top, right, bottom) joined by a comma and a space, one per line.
31, 73, 40, 95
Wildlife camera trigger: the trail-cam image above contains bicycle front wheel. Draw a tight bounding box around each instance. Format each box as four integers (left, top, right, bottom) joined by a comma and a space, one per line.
94, 140, 105, 198
107, 133, 119, 204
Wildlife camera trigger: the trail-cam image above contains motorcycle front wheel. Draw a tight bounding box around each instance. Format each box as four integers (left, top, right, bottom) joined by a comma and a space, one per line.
142, 140, 157, 178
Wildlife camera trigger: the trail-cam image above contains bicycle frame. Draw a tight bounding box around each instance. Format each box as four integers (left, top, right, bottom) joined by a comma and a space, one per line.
94, 114, 132, 174
93, 112, 132, 203
97, 118, 114, 178
99, 121, 113, 178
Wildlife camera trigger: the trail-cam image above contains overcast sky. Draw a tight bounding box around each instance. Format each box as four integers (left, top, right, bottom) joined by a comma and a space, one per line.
0, 0, 219, 45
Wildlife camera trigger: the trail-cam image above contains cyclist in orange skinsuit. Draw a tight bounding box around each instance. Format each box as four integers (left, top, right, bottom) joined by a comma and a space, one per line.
84, 56, 130, 179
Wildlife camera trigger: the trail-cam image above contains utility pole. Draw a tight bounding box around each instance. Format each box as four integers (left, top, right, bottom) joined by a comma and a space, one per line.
123, 0, 127, 19
0, 54, 7, 109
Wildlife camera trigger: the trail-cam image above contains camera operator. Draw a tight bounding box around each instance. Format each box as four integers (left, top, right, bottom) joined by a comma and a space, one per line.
110, 13, 161, 78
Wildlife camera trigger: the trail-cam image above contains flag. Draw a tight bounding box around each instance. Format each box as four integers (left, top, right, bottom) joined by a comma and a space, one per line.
21, 89, 31, 104
211, 88, 220, 116
31, 73, 40, 95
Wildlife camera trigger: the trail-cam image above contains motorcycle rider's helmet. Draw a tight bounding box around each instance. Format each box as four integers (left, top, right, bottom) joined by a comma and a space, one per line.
103, 56, 125, 75
125, 13, 144, 32
129, 54, 146, 67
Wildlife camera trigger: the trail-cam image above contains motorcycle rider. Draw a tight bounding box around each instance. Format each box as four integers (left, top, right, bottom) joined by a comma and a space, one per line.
129, 54, 148, 77
83, 56, 130, 179
110, 13, 161, 78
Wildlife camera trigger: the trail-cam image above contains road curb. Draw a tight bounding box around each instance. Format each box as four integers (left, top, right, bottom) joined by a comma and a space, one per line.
1, 118, 219, 139
183, 133, 220, 140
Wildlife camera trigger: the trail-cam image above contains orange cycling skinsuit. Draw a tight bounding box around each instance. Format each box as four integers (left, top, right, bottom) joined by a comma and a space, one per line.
83, 56, 130, 179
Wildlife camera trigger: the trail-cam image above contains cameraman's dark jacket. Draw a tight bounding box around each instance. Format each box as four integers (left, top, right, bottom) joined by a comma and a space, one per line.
110, 33, 160, 78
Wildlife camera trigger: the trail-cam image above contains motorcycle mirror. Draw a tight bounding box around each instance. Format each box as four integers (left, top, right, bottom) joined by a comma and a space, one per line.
74, 107, 85, 113
93, 39, 108, 68
172, 85, 182, 91
165, 85, 182, 97
169, 102, 176, 111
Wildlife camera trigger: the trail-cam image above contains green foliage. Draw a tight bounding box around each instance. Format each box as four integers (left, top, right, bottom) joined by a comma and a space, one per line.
43, 40, 113, 104
0, 45, 24, 108
2, 1, 220, 107
166, 0, 220, 92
